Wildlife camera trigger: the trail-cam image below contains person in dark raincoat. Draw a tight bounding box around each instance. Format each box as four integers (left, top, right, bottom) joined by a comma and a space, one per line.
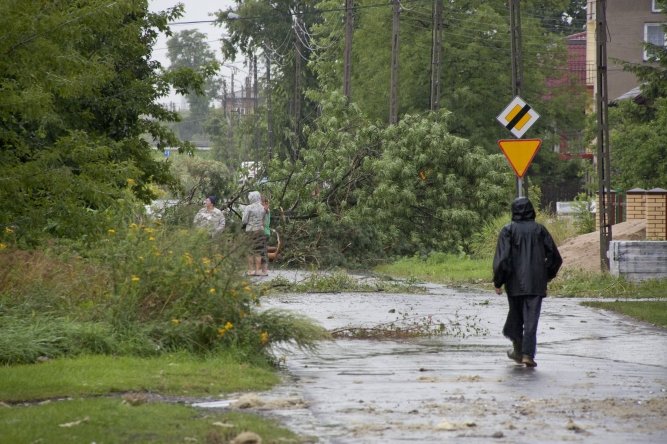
493, 197, 562, 368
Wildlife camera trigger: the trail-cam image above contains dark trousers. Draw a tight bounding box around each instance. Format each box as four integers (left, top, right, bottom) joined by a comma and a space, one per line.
502, 295, 543, 358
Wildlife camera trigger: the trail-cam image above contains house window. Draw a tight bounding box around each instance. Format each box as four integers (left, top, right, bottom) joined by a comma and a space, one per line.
652, 1, 663, 13
644, 23, 666, 60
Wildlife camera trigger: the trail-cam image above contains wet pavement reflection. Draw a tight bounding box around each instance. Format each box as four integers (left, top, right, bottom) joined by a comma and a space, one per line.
207, 271, 667, 443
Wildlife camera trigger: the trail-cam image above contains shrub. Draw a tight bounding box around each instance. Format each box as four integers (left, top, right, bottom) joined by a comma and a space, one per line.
0, 221, 327, 364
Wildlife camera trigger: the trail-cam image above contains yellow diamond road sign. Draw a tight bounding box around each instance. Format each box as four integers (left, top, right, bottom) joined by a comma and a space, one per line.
497, 96, 539, 139
497, 139, 542, 178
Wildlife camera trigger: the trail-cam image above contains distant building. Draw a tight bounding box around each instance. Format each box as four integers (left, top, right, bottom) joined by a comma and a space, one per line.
224, 76, 259, 117
586, 0, 666, 102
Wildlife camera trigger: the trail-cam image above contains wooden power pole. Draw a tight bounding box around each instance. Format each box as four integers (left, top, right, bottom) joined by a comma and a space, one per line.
509, 0, 524, 197
430, 0, 442, 111
265, 53, 274, 163
596, 0, 612, 270
389, 0, 400, 124
343, 0, 354, 99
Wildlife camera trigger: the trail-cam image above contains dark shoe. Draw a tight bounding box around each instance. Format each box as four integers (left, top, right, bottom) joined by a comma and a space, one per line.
521, 355, 537, 367
507, 340, 522, 363
507, 349, 522, 363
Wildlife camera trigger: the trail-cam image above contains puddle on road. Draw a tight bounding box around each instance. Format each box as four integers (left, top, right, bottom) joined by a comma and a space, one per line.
199, 289, 667, 443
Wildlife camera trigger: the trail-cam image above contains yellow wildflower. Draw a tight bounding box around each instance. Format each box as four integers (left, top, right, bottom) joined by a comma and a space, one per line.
148, 236, 156, 241
260, 332, 269, 345
126, 178, 136, 186
209, 287, 216, 294
217, 327, 227, 337
129, 223, 139, 230
143, 227, 155, 234
224, 322, 233, 330
0, 243, 6, 250
4, 227, 13, 234
243, 286, 252, 293
131, 275, 140, 283
171, 319, 180, 325
107, 228, 116, 235
201, 257, 211, 265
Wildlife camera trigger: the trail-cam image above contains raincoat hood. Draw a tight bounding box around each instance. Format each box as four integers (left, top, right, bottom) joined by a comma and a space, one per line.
248, 191, 261, 204
511, 197, 536, 222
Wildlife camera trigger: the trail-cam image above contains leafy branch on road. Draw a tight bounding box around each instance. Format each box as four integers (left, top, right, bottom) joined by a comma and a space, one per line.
261, 272, 427, 294
331, 310, 489, 340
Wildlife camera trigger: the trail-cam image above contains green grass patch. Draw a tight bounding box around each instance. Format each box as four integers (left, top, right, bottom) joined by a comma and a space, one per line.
582, 301, 667, 328
374, 253, 490, 286
375, 254, 667, 299
0, 398, 302, 444
0, 353, 279, 403
551, 270, 667, 298
264, 270, 427, 293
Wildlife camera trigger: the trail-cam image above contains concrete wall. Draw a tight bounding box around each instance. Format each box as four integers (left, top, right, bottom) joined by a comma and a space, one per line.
609, 240, 667, 281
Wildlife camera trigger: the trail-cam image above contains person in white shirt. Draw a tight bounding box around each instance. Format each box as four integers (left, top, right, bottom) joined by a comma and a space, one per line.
193, 195, 225, 235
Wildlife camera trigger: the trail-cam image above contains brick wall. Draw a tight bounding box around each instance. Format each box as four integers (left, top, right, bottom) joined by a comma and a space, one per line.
597, 188, 666, 240
626, 188, 646, 221
646, 189, 667, 241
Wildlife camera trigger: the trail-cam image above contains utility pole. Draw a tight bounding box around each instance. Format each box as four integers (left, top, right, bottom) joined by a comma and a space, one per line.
253, 54, 260, 161
343, 0, 354, 99
229, 71, 235, 153
430, 0, 442, 111
292, 16, 302, 159
265, 52, 274, 164
389, 0, 400, 124
509, 0, 524, 197
596, 0, 612, 271
222, 79, 227, 118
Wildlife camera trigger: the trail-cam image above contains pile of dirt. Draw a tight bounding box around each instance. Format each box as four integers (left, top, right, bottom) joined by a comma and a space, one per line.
559, 219, 646, 273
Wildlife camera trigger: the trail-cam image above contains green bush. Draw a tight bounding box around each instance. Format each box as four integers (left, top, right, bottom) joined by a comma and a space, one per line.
0, 220, 327, 365
572, 193, 596, 234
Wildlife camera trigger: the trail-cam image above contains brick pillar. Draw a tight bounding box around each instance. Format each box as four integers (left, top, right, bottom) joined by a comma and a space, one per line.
625, 188, 646, 221
646, 188, 667, 241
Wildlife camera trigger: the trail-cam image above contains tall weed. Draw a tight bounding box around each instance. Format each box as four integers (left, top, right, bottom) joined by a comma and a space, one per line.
0, 221, 327, 364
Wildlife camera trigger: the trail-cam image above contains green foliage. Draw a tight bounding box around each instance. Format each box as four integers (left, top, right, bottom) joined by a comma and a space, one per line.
0, 221, 327, 364
260, 94, 514, 266
609, 99, 667, 189
572, 192, 596, 234
166, 30, 221, 140
360, 111, 514, 255
0, 0, 203, 245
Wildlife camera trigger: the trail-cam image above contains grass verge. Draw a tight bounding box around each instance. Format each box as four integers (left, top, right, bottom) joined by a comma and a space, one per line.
0, 398, 302, 444
582, 301, 667, 328
0, 352, 306, 443
0, 352, 278, 403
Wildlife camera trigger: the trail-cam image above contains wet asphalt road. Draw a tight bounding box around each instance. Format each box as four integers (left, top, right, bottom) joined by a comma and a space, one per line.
202, 271, 667, 443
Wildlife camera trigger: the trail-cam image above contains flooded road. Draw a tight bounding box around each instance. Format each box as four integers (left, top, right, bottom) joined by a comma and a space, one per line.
203, 272, 667, 443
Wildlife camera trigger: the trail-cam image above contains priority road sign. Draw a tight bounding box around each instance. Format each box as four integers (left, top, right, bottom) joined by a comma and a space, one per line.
497, 139, 542, 178
496, 96, 540, 139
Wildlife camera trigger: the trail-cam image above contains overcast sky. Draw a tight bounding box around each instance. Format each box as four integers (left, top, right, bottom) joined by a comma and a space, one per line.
149, 0, 241, 106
